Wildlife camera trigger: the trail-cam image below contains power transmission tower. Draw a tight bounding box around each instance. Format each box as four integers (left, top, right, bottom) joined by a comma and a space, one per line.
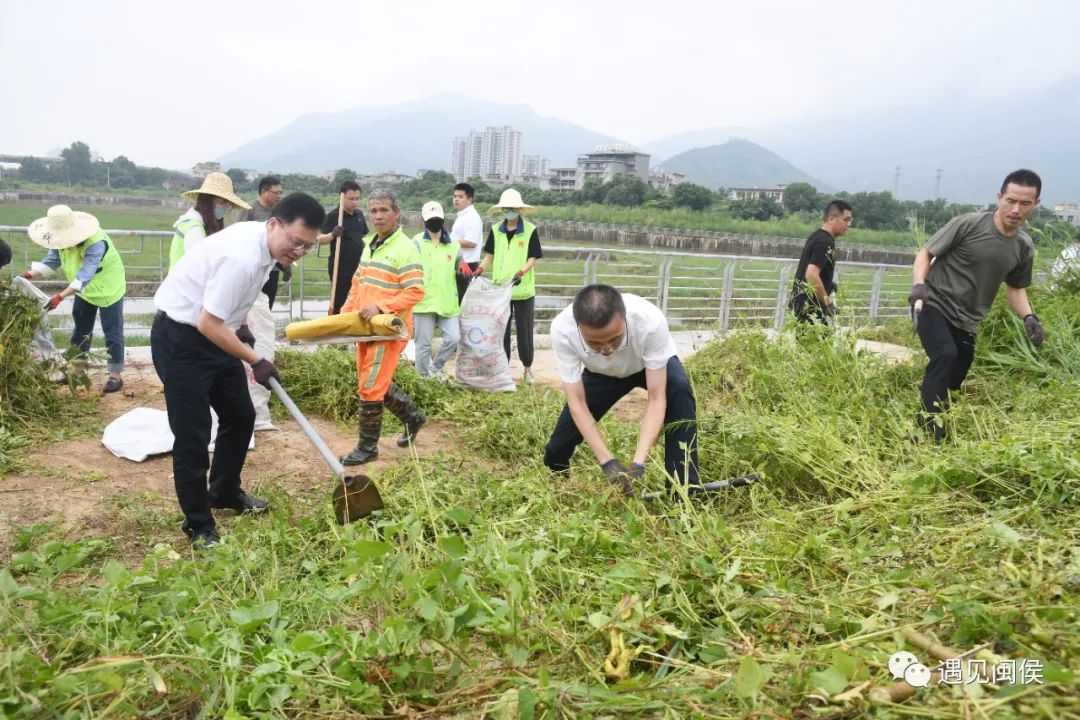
934, 168, 943, 199
893, 166, 901, 197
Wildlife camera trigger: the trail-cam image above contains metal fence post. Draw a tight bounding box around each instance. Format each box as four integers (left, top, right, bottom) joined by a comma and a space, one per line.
773, 262, 793, 330
869, 266, 887, 319
719, 261, 736, 330
658, 256, 673, 312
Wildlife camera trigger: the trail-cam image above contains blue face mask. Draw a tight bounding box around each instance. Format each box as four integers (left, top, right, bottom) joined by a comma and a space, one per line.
214, 206, 228, 220
503, 211, 519, 222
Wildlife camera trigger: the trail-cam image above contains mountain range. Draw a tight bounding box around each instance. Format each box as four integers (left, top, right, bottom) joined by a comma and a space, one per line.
219, 93, 619, 175
658, 140, 828, 191
218, 82, 1080, 203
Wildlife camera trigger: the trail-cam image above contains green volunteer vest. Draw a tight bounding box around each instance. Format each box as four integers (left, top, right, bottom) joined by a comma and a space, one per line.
412, 232, 461, 317
359, 227, 420, 272
168, 215, 204, 272
491, 219, 537, 300
59, 230, 126, 307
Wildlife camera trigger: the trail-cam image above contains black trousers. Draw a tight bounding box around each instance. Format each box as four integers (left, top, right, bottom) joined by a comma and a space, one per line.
503, 296, 535, 368
330, 259, 361, 315
916, 304, 976, 417
456, 261, 480, 303
151, 313, 255, 536
543, 356, 700, 485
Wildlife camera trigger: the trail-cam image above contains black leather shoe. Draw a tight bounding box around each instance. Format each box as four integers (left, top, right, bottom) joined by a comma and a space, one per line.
191, 531, 221, 549
213, 492, 269, 515
103, 377, 124, 394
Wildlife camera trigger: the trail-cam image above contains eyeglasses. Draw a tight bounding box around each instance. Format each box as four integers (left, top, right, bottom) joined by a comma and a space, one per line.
285, 233, 316, 255
579, 327, 629, 356
266, 188, 284, 196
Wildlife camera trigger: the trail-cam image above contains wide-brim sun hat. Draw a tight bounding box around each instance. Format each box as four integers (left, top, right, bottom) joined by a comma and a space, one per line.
490, 188, 535, 215
28, 205, 101, 250
421, 201, 445, 220
181, 172, 251, 209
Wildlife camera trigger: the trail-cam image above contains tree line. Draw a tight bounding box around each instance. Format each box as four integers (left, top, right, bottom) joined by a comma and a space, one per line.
7, 142, 1068, 240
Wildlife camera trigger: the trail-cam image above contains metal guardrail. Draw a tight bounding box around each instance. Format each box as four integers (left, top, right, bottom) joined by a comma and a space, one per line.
1, 226, 911, 335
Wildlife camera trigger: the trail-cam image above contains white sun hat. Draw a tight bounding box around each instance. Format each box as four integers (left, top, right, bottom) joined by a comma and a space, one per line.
421, 201, 445, 220
27, 205, 101, 250
490, 188, 535, 214
181, 172, 251, 209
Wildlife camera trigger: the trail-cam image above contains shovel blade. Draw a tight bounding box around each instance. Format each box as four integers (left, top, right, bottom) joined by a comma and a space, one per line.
332, 473, 384, 524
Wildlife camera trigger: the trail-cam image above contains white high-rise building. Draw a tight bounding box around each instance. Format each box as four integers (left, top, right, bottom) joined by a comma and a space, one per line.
450, 126, 523, 181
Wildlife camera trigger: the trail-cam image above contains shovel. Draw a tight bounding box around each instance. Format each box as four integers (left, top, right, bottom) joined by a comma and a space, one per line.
267, 377, 384, 523
640, 474, 760, 501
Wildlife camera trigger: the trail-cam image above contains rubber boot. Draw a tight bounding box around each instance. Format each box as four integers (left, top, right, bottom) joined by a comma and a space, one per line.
384, 382, 425, 448
341, 401, 384, 465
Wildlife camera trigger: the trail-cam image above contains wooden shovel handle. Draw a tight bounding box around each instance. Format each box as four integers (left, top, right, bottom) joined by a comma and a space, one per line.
328, 192, 345, 314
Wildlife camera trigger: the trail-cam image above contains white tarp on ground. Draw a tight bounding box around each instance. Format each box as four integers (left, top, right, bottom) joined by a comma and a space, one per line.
102, 407, 254, 462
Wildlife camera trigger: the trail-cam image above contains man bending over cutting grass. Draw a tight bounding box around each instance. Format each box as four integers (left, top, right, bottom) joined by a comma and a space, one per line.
543, 284, 700, 495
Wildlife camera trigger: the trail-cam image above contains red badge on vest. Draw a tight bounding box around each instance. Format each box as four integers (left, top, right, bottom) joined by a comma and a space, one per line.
517, 241, 524, 248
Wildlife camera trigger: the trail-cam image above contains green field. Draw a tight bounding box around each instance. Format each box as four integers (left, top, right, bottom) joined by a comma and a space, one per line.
1, 282, 1078, 717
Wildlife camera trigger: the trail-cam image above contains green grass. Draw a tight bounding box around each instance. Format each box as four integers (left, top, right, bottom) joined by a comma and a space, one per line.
535, 204, 917, 248
2, 285, 1079, 717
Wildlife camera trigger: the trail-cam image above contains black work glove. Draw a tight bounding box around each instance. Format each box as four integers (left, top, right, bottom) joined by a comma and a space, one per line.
511, 270, 524, 287
1024, 313, 1044, 347
601, 459, 635, 497
251, 358, 280, 389
627, 462, 646, 479
824, 301, 838, 318
236, 324, 255, 348
908, 283, 929, 307
330, 225, 344, 240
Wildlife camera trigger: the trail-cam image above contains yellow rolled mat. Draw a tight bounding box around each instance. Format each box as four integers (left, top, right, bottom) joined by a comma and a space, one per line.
285, 313, 405, 340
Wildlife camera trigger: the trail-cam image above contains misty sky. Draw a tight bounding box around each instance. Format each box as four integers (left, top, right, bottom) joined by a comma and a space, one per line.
2, 0, 1079, 172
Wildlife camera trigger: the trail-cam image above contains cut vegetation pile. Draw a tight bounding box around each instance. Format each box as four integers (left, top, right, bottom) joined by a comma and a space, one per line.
2, 289, 1078, 718
0, 284, 67, 473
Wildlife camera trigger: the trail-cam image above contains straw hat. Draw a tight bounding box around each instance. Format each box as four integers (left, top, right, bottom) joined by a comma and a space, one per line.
181, 172, 251, 209
28, 205, 101, 250
490, 188, 535, 214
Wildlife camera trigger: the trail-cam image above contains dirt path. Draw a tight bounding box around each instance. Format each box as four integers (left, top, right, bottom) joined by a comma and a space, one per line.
0, 365, 468, 557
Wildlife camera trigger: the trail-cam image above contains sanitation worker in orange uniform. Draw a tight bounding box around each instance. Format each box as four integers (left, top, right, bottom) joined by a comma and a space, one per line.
339, 189, 426, 464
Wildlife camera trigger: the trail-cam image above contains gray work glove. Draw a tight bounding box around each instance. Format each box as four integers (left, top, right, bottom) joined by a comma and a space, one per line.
601, 458, 635, 497
908, 283, 929, 307
236, 324, 255, 348
1024, 313, 1044, 347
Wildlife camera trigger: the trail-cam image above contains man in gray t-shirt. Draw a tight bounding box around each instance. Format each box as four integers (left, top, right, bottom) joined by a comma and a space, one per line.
908, 169, 1045, 442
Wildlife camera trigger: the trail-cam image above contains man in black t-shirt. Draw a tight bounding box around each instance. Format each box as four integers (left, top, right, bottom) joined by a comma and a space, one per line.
789, 199, 853, 323
317, 180, 369, 314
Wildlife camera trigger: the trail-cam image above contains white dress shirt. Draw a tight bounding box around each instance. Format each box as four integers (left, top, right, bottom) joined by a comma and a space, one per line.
154, 221, 275, 329
450, 204, 484, 263
551, 293, 678, 383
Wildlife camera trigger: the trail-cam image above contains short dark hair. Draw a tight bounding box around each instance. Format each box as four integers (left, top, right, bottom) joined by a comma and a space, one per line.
0, 238, 11, 269
271, 192, 326, 229
258, 175, 281, 193
453, 182, 475, 199
824, 199, 853, 219
339, 180, 361, 195
572, 284, 627, 328
1000, 169, 1042, 199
